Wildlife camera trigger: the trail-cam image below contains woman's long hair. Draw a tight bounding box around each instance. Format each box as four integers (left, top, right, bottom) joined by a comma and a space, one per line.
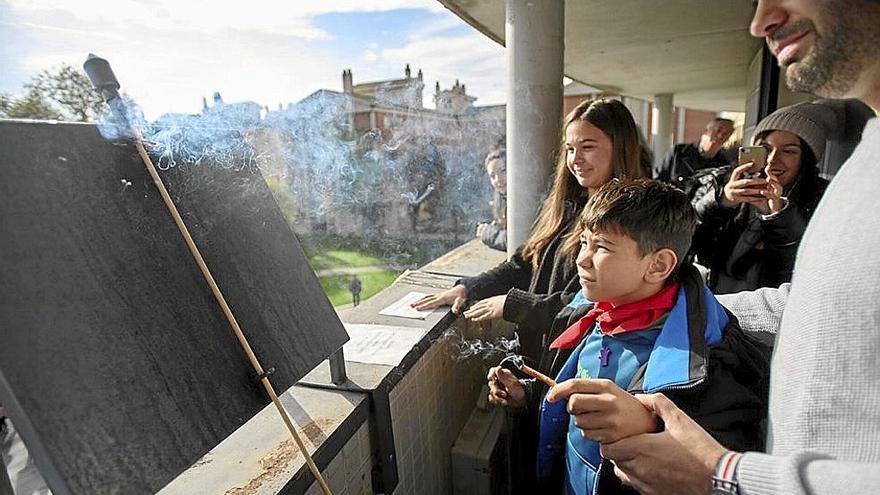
520, 98, 649, 267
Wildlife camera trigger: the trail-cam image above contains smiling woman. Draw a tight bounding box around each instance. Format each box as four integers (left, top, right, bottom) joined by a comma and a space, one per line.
691, 101, 836, 294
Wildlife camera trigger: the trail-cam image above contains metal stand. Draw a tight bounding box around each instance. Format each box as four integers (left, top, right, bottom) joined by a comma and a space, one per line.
328, 348, 348, 386
1, 419, 15, 495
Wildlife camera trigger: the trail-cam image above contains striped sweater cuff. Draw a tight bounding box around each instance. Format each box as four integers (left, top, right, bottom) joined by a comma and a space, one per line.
737, 452, 784, 495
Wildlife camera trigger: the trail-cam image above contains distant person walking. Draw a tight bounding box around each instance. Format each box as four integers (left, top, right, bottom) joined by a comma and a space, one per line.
349, 275, 362, 307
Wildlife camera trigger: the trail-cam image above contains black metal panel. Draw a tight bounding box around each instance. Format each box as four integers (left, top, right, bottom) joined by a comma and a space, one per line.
0, 121, 348, 494
757, 44, 780, 123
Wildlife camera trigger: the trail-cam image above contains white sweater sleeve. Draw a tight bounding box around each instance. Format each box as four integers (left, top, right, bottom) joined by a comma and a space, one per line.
739, 452, 880, 495
716, 283, 789, 342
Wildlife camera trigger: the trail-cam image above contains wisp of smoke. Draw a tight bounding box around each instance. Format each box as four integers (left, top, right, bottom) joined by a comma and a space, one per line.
439, 327, 520, 362
93, 83, 505, 256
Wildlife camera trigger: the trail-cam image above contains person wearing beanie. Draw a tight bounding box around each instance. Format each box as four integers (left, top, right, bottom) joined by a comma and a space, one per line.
690, 101, 834, 293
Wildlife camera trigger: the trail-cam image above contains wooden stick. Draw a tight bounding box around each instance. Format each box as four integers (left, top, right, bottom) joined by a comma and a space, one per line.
520, 364, 557, 388
132, 133, 333, 495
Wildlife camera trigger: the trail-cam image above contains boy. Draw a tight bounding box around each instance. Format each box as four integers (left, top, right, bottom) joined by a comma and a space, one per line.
489, 179, 769, 494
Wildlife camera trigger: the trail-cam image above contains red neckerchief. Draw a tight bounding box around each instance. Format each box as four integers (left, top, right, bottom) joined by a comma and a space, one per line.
549, 282, 680, 350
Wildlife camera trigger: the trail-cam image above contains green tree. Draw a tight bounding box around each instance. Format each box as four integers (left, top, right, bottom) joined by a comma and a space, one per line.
0, 63, 105, 122
0, 90, 64, 120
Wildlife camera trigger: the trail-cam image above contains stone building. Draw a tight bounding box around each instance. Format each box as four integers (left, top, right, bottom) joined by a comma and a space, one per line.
265, 66, 506, 244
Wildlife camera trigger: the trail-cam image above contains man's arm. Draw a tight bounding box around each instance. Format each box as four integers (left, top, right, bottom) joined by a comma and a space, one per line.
738, 453, 880, 495
602, 393, 880, 495
716, 284, 789, 345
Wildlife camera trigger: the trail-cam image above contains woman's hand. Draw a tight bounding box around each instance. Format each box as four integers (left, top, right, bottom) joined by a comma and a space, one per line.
546, 379, 657, 444
462, 294, 507, 322
410, 285, 468, 314
476, 222, 489, 238
722, 162, 768, 208
757, 165, 785, 215
487, 366, 527, 409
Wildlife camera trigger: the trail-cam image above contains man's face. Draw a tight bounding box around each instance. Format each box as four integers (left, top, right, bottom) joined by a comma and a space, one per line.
751, 0, 880, 98
699, 121, 734, 155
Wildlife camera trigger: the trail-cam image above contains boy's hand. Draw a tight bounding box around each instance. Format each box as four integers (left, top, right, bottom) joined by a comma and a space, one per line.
600, 394, 726, 495
463, 294, 506, 322
487, 366, 527, 409
546, 379, 657, 444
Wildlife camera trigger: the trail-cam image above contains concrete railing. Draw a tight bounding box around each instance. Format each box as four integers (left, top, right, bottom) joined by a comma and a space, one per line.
162, 239, 508, 494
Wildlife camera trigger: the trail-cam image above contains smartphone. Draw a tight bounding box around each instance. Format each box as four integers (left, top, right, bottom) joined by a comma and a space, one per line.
738, 146, 768, 174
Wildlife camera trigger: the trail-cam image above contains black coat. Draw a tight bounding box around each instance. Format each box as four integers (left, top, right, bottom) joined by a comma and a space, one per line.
654, 142, 732, 191
478, 190, 507, 251
526, 265, 771, 494
459, 197, 585, 360
691, 165, 828, 293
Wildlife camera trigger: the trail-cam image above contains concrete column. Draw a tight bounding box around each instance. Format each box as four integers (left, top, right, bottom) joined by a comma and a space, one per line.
652, 93, 674, 162
640, 99, 651, 140
675, 106, 687, 144
505, 0, 564, 257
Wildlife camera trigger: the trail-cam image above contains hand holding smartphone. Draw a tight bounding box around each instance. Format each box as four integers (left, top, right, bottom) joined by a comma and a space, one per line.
737, 146, 768, 177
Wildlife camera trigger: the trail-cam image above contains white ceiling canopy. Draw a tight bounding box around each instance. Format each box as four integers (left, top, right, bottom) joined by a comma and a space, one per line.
439, 0, 762, 111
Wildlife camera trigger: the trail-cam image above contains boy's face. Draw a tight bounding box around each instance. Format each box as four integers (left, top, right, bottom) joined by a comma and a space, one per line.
576, 228, 655, 306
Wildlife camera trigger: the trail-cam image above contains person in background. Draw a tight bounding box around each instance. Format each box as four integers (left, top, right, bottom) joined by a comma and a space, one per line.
691, 101, 833, 293
597, 1, 880, 494
654, 117, 735, 192
349, 275, 362, 307
476, 148, 508, 251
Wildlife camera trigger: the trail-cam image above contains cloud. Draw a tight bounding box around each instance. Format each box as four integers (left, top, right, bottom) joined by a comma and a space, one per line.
382, 32, 506, 106
1, 0, 506, 118
407, 14, 462, 41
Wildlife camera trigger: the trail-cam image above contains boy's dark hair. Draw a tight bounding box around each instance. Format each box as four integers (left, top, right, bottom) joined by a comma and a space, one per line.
579, 178, 697, 268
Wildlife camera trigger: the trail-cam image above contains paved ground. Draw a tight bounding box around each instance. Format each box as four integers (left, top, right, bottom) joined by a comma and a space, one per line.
314, 265, 389, 277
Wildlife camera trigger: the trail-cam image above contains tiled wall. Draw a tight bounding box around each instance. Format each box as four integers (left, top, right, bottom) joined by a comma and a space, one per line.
302, 319, 489, 495
304, 423, 373, 495
388, 322, 485, 495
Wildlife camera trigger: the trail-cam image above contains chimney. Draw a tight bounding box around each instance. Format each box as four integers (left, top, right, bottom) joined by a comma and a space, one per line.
342, 69, 353, 94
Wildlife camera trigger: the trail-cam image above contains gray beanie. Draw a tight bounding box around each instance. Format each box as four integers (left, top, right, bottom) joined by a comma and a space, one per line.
752, 101, 835, 161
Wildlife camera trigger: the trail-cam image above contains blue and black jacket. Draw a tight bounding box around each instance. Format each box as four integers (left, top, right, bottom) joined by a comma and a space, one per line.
535, 264, 770, 494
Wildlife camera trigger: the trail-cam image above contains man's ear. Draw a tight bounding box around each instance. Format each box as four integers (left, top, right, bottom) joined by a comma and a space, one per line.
645, 248, 678, 284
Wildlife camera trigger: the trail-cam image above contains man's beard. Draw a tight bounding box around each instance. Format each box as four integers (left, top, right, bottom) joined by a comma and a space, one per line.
783, 4, 880, 97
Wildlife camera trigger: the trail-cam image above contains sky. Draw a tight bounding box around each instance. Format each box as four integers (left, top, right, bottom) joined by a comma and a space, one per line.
0, 0, 507, 120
